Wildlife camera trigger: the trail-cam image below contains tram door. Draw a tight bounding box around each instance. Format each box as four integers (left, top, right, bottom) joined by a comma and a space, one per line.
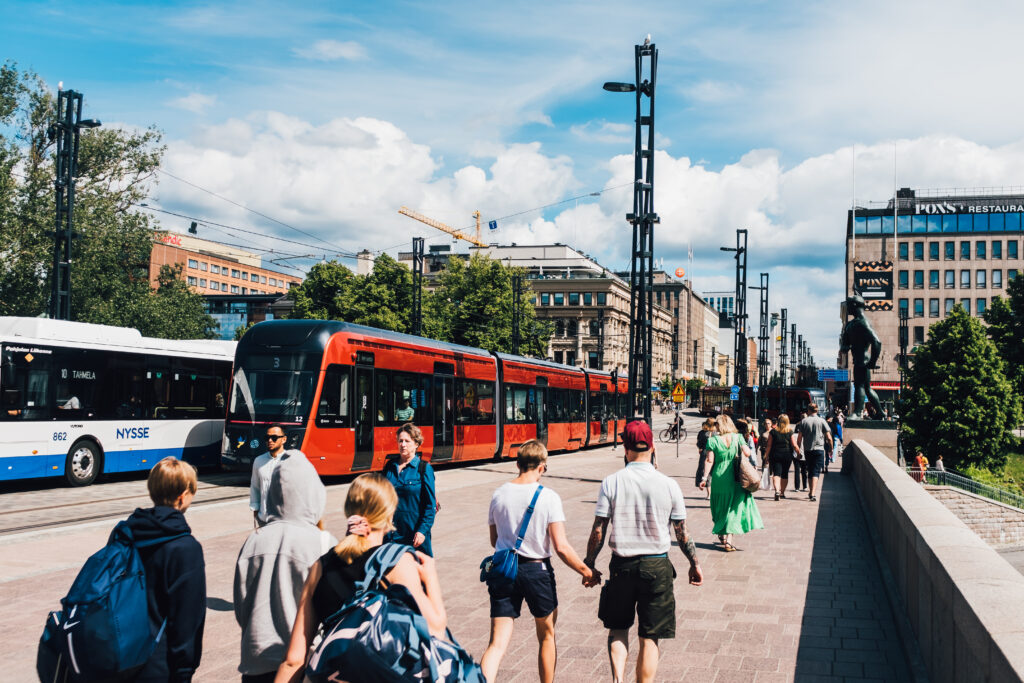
535, 378, 548, 446
601, 390, 613, 442
352, 366, 374, 471
433, 374, 455, 462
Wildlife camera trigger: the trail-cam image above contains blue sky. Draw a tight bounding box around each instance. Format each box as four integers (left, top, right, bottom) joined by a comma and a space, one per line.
5, 0, 1024, 360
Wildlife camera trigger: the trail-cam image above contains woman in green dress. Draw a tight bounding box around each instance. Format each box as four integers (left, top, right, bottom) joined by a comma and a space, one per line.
698, 414, 764, 551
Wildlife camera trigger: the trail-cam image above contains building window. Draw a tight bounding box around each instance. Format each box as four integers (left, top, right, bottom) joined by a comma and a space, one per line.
944, 298, 954, 315
554, 293, 564, 306
269, 278, 277, 286
199, 278, 207, 287
976, 241, 986, 259
221, 282, 228, 292
929, 299, 939, 317
913, 242, 924, 260
553, 351, 563, 364
583, 292, 592, 306
913, 299, 924, 317
187, 276, 197, 286
977, 270, 986, 288
977, 298, 987, 315
993, 270, 1003, 288
199, 262, 208, 271
944, 270, 954, 288
898, 243, 908, 260
913, 271, 924, 288
261, 276, 267, 284
540, 293, 550, 305
209, 281, 218, 290
944, 241, 955, 259
554, 320, 564, 336
597, 292, 607, 306
567, 320, 578, 337
913, 326, 924, 345
589, 319, 599, 336
211, 264, 220, 274
898, 298, 908, 317
230, 285, 239, 294
241, 272, 248, 281
993, 241, 1003, 259
565, 351, 576, 366
231, 269, 241, 278
929, 242, 939, 260
960, 297, 970, 312
1010, 269, 1019, 281
960, 270, 971, 288
187, 259, 198, 269
898, 271, 909, 289
1009, 241, 1019, 259
929, 270, 939, 289
569, 292, 580, 306
588, 351, 600, 369
251, 272, 260, 281
961, 241, 970, 259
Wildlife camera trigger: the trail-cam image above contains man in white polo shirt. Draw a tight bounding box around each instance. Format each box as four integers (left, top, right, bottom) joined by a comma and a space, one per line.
584, 420, 703, 683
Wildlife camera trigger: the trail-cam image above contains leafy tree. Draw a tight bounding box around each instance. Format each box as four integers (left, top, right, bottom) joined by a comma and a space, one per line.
901, 305, 1022, 470
289, 260, 356, 320
0, 61, 214, 339
984, 274, 1024, 398
685, 377, 705, 401
289, 254, 412, 331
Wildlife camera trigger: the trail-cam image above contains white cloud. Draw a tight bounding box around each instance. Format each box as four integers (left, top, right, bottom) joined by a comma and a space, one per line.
167, 93, 216, 114
570, 120, 632, 145
682, 80, 744, 104
293, 40, 368, 62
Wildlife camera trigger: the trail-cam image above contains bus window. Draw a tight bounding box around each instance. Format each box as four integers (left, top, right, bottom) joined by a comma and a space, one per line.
316, 365, 350, 428
53, 347, 101, 416
1, 345, 51, 419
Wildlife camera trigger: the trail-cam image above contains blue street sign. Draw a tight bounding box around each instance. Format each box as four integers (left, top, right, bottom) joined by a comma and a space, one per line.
730, 385, 739, 392
488, 220, 497, 231
817, 369, 849, 382
752, 385, 759, 393
730, 392, 739, 401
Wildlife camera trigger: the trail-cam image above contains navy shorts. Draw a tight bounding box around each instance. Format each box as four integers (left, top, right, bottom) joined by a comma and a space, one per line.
488, 559, 557, 619
806, 450, 826, 477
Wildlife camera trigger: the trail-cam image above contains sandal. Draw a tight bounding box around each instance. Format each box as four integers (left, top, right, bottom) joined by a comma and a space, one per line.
723, 543, 738, 552
774, 492, 780, 501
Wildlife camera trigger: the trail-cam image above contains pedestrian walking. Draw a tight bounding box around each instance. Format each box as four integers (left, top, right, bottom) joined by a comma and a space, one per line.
913, 451, 929, 484
234, 454, 336, 683
251, 424, 298, 527
935, 454, 945, 472
699, 415, 764, 551
694, 418, 716, 498
792, 412, 809, 491
759, 418, 773, 465
384, 423, 437, 555
796, 403, 833, 502
480, 440, 599, 683
128, 457, 207, 682
276, 473, 449, 682
584, 421, 702, 683
764, 415, 798, 500
736, 419, 758, 469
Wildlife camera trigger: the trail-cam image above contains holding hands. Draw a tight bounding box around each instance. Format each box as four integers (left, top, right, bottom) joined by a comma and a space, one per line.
581, 565, 602, 588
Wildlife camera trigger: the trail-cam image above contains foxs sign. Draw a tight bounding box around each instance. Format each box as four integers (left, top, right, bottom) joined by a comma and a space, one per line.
916, 200, 1024, 214
853, 261, 893, 311
915, 202, 966, 214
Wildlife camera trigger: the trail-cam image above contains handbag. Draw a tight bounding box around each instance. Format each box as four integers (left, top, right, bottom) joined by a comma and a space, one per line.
760, 466, 771, 491
480, 485, 544, 583
732, 438, 761, 493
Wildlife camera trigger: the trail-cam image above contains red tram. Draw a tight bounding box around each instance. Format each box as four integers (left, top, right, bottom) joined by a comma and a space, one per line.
222, 320, 630, 475
699, 385, 827, 423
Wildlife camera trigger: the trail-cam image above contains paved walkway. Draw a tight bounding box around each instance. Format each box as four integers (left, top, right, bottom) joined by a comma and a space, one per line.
0, 421, 915, 682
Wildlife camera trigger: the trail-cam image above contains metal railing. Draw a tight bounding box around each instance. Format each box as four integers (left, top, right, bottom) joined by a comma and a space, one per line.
905, 467, 1024, 510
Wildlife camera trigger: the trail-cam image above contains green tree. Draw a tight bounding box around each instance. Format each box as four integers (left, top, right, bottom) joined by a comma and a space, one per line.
289, 260, 357, 320
289, 254, 412, 331
685, 377, 705, 401
901, 305, 1022, 470
0, 61, 214, 338
984, 274, 1024, 398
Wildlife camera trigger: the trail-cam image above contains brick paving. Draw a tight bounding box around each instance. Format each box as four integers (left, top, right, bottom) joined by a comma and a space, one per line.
0, 418, 915, 682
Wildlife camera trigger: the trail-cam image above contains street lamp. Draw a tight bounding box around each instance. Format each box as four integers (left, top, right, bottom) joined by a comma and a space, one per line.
721, 229, 748, 416
604, 37, 658, 426
49, 88, 101, 320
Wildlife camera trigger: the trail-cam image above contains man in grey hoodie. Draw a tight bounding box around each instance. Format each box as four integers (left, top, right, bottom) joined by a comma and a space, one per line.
233, 453, 336, 682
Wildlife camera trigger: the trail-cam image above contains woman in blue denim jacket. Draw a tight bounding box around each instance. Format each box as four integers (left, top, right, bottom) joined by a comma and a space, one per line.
384, 423, 437, 556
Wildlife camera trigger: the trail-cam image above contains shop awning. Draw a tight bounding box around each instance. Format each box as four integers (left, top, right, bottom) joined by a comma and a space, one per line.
870, 381, 901, 391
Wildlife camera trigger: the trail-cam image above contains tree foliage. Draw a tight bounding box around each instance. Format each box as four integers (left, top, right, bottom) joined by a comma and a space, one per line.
901, 305, 1022, 470
0, 61, 215, 339
983, 274, 1024, 398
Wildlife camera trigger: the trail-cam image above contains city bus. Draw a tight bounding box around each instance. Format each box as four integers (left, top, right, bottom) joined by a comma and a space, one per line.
0, 317, 236, 486
222, 320, 630, 475
700, 385, 827, 423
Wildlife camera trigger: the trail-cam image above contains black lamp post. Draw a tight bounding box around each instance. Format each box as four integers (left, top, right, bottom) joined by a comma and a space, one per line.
49, 88, 101, 320
604, 36, 658, 426
721, 229, 748, 416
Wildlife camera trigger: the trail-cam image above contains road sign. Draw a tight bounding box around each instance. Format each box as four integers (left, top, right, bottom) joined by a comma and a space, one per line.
730, 391, 739, 401
488, 220, 497, 231
731, 385, 739, 393
752, 385, 759, 393
671, 382, 686, 403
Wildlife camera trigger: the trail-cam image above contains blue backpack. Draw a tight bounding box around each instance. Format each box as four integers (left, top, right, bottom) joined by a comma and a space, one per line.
37, 521, 186, 683
306, 543, 484, 683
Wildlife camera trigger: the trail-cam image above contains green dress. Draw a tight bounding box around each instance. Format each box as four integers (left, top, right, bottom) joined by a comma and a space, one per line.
707, 434, 764, 536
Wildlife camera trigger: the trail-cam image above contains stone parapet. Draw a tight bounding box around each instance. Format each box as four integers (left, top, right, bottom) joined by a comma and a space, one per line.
927, 485, 1024, 548
846, 439, 1024, 683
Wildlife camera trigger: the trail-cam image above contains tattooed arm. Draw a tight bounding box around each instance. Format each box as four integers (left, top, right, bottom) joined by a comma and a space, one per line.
672, 518, 704, 586
583, 516, 609, 569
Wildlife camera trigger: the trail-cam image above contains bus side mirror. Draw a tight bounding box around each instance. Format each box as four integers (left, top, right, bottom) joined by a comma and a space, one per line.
2, 389, 21, 407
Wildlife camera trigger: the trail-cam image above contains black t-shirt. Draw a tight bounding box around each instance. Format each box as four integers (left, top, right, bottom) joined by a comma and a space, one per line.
312, 547, 376, 627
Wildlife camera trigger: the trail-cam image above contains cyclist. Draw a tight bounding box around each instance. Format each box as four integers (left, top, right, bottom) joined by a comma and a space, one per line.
668, 412, 685, 440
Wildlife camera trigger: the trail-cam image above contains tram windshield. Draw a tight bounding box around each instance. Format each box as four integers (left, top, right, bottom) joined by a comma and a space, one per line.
228, 352, 320, 424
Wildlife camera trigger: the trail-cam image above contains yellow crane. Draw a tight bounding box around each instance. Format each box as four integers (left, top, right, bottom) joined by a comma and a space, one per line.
398, 206, 488, 248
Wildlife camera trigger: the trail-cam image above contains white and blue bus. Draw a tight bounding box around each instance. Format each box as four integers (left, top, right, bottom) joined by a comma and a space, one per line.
0, 317, 235, 486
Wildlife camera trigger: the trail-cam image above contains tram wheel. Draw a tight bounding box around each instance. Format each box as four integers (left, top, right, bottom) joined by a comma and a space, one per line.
65, 439, 102, 487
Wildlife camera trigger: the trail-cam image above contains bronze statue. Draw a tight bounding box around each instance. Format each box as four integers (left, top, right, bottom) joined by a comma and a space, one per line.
839, 294, 884, 419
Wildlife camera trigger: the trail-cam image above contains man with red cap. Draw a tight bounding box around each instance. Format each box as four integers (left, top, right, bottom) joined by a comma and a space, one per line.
584, 419, 703, 683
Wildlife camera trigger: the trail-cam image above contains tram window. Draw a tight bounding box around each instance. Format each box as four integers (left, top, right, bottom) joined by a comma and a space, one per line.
392, 372, 430, 425
547, 388, 566, 422
316, 365, 350, 428
375, 372, 390, 425
456, 380, 494, 424
565, 390, 583, 420
589, 391, 603, 421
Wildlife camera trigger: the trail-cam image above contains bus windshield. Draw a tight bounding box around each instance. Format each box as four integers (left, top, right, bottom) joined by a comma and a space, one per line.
228, 353, 321, 424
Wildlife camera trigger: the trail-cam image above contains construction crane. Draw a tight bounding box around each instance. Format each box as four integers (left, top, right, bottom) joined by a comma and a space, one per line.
398, 206, 488, 248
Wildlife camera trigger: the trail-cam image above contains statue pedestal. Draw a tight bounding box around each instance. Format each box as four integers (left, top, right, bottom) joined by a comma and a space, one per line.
844, 419, 898, 464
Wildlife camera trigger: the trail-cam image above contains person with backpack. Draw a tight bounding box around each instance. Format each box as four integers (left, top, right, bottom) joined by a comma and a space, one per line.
275, 473, 450, 682
234, 453, 336, 683
384, 423, 437, 555
479, 440, 599, 683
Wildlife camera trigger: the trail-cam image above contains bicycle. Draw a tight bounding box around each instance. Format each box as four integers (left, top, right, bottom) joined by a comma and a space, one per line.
658, 426, 687, 443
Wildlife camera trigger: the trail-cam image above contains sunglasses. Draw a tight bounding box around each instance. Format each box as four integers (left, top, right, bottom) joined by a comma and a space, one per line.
266, 434, 285, 441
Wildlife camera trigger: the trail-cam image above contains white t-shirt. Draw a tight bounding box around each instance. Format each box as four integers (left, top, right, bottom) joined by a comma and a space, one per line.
488, 482, 565, 560
595, 462, 687, 557
250, 452, 281, 522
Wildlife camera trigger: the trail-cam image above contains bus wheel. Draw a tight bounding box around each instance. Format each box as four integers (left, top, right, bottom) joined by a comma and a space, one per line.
65, 440, 102, 487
